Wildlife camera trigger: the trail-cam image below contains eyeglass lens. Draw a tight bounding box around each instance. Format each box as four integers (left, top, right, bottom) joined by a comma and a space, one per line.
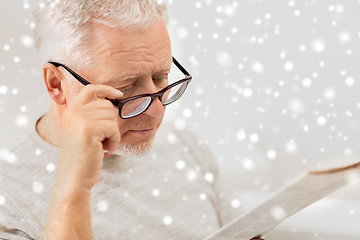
121, 81, 188, 118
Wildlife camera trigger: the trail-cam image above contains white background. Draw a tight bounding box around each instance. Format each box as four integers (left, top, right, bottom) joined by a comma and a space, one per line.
0, 0, 359, 238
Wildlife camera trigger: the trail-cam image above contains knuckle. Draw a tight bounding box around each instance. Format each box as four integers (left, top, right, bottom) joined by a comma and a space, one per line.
99, 100, 117, 113
82, 84, 96, 93
104, 99, 114, 108
110, 122, 120, 136
103, 100, 118, 114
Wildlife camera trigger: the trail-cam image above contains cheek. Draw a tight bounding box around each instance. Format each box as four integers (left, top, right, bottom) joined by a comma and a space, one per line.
117, 119, 128, 135
63, 79, 82, 105
66, 93, 77, 105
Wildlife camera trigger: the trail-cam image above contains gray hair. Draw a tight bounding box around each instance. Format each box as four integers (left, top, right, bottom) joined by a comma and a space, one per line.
33, 0, 168, 68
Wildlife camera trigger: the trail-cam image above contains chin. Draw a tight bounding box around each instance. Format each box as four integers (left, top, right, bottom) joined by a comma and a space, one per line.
111, 138, 154, 157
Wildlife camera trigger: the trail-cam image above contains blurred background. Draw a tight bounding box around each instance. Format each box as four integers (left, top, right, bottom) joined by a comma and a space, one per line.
0, 0, 359, 238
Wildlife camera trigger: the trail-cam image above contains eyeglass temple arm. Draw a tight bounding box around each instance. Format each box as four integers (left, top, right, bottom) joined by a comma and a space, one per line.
172, 57, 191, 77
48, 61, 121, 106
50, 58, 190, 85
48, 62, 92, 86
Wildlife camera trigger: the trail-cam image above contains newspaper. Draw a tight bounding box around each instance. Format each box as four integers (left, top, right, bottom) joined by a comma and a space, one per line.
205, 160, 360, 240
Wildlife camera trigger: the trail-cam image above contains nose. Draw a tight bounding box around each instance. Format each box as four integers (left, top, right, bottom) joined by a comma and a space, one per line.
139, 78, 165, 118
143, 95, 165, 118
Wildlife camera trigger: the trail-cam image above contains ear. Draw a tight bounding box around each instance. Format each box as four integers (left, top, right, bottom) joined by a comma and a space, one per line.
42, 63, 67, 105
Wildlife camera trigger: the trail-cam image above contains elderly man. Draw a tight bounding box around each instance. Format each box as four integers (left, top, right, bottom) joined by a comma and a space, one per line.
0, 1, 256, 239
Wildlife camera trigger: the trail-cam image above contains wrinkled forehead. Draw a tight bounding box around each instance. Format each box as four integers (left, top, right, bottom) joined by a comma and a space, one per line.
90, 19, 170, 57
80, 19, 172, 84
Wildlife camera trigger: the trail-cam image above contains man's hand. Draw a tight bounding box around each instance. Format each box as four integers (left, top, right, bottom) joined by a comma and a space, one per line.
58, 84, 123, 191
43, 84, 123, 240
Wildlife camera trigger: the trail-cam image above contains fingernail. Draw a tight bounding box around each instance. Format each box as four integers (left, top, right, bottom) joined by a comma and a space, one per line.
115, 89, 124, 96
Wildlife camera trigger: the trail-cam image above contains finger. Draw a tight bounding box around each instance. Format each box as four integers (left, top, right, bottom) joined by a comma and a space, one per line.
102, 137, 120, 152
80, 108, 118, 122
79, 100, 119, 120
91, 120, 121, 152
74, 84, 123, 106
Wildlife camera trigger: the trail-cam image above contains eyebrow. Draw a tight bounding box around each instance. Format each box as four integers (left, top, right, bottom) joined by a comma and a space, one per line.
153, 66, 171, 76
105, 65, 172, 85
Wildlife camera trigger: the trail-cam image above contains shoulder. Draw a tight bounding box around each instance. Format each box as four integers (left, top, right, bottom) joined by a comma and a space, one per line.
0, 125, 60, 176
0, 127, 58, 191
0, 133, 34, 182
0, 131, 46, 197
0, 132, 54, 239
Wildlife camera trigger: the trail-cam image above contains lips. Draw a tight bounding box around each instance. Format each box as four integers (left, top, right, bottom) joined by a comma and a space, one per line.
127, 128, 156, 136
120, 115, 161, 138
130, 128, 154, 131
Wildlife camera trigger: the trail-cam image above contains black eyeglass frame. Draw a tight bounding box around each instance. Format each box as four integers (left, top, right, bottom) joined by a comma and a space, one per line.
49, 57, 192, 119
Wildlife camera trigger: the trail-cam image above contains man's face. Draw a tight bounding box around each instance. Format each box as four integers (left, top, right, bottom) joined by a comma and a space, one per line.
64, 18, 172, 155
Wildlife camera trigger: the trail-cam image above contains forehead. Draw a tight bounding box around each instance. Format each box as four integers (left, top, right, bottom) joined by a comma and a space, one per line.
83, 19, 172, 84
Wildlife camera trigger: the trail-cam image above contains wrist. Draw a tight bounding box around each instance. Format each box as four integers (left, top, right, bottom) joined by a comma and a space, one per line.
44, 179, 92, 240
52, 173, 92, 202
57, 148, 103, 190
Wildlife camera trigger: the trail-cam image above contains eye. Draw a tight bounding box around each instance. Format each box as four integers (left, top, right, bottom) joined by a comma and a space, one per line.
153, 77, 166, 82
119, 83, 136, 94
153, 75, 168, 86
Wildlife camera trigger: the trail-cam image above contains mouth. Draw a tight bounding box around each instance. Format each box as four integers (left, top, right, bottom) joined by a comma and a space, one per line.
127, 128, 156, 136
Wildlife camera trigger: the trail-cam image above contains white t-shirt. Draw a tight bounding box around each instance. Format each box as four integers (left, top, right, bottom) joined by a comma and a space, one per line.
0, 118, 241, 240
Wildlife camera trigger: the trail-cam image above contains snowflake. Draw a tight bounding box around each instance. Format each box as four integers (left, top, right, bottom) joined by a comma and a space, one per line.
317, 116, 327, 126
46, 163, 56, 173
21, 35, 34, 48
242, 158, 255, 171
312, 39, 326, 52
96, 200, 109, 212
32, 181, 44, 194
187, 169, 197, 181
231, 199, 241, 209
163, 215, 173, 225
0, 85, 8, 95
270, 205, 287, 220
267, 150, 277, 160
285, 140, 297, 154
0, 196, 6, 205
152, 189, 160, 197
204, 172, 214, 183
199, 193, 207, 201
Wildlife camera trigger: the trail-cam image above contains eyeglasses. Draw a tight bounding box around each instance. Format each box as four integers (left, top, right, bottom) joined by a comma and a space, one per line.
49, 57, 192, 119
